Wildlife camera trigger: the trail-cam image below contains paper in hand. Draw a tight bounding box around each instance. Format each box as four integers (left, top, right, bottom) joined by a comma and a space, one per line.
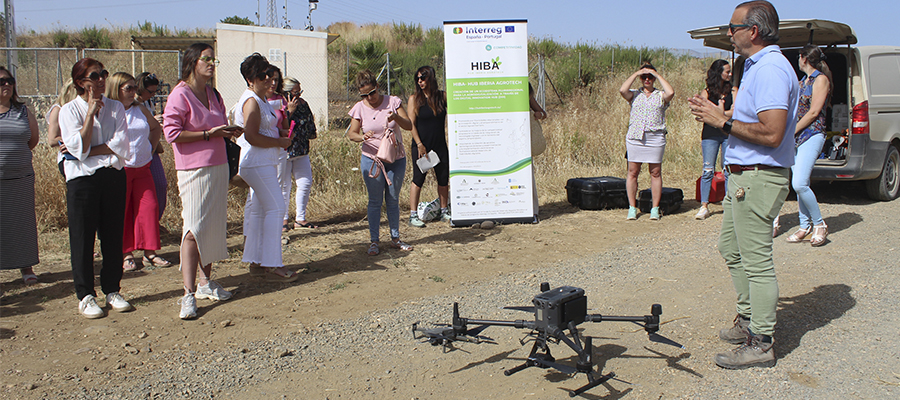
416, 150, 440, 173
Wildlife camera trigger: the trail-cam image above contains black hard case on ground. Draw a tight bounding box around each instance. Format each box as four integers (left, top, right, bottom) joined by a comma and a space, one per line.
638, 187, 684, 214
565, 177, 628, 210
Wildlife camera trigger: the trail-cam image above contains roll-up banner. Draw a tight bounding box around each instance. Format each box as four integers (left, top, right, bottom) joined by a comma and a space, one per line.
443, 20, 534, 227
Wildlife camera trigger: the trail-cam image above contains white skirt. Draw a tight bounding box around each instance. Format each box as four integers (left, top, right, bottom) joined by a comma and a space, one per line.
177, 163, 229, 265
626, 130, 667, 164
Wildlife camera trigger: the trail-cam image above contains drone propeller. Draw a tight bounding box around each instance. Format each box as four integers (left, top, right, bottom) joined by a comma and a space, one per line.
503, 305, 536, 313
648, 332, 684, 349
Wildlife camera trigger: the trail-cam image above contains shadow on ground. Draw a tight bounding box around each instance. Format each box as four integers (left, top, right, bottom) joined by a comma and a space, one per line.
775, 283, 855, 358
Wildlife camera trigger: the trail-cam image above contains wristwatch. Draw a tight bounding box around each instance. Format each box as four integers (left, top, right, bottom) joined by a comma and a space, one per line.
721, 118, 734, 134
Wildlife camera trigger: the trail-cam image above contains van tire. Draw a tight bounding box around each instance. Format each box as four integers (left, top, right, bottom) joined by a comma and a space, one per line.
866, 145, 900, 201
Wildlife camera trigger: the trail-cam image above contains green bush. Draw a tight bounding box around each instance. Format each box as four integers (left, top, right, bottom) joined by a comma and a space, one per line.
78, 26, 113, 49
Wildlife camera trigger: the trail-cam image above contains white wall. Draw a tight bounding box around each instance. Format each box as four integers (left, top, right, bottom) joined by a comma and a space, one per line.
215, 23, 329, 126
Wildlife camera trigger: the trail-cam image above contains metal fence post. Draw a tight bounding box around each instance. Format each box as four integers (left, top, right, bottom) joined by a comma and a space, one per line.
386, 52, 391, 96
34, 49, 39, 93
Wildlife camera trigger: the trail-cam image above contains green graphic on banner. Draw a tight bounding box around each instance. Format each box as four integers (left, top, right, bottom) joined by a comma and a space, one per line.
446, 77, 529, 114
450, 157, 533, 178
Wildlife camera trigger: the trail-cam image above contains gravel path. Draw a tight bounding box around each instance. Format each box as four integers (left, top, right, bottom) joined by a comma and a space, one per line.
9, 183, 900, 399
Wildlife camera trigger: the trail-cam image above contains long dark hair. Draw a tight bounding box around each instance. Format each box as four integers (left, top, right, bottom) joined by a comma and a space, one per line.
0, 66, 22, 107
268, 65, 284, 95
800, 45, 833, 97
181, 43, 213, 84
413, 66, 444, 116
705, 59, 733, 102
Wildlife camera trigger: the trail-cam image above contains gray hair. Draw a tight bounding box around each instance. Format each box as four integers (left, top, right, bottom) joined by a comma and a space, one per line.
283, 76, 300, 92
739, 0, 780, 44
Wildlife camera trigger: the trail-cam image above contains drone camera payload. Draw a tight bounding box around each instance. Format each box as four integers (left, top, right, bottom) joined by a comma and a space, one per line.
532, 286, 587, 331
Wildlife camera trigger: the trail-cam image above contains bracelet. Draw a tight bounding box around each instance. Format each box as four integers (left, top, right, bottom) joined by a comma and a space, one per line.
203, 130, 209, 141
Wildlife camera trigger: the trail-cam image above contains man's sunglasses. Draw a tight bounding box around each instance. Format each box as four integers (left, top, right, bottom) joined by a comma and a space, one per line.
0, 77, 15, 86
728, 23, 751, 34
82, 70, 109, 82
360, 87, 377, 98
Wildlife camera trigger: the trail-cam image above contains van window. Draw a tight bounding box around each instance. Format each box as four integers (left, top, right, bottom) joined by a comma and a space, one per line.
869, 54, 900, 96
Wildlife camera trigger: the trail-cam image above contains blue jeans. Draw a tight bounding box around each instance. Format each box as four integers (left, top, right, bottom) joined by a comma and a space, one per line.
700, 137, 729, 203
792, 134, 826, 228
360, 155, 406, 243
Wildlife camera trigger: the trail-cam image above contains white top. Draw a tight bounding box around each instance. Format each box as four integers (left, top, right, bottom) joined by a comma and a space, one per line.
59, 95, 130, 181
123, 105, 153, 168
234, 89, 280, 168
45, 103, 64, 164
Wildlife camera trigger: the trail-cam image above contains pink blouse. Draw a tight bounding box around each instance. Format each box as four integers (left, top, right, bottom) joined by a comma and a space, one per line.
348, 95, 405, 158
163, 82, 228, 170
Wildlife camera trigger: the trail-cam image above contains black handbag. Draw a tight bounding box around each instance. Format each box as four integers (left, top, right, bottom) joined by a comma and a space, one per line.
224, 137, 240, 179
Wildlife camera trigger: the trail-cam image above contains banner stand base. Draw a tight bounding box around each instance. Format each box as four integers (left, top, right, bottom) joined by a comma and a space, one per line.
450, 216, 538, 228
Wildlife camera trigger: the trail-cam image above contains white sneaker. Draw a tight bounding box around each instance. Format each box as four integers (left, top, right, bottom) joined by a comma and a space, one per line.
106, 292, 133, 312
195, 280, 232, 301
695, 207, 710, 220
178, 293, 197, 320
79, 295, 104, 319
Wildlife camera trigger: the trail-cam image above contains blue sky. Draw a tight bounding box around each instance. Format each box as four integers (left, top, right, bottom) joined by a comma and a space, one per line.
14, 0, 898, 49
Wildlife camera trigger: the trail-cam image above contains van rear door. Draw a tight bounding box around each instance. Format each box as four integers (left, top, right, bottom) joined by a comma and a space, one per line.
687, 19, 857, 50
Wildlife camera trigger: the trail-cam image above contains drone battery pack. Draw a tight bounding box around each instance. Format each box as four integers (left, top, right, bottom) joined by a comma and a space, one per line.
533, 286, 588, 330
638, 187, 684, 215
565, 177, 628, 210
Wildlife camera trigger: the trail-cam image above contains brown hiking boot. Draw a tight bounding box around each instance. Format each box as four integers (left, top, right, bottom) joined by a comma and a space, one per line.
714, 333, 776, 369
719, 314, 750, 344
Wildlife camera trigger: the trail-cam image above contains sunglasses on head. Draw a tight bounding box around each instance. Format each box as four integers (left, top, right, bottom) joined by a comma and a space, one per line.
0, 77, 15, 86
83, 70, 109, 82
360, 87, 377, 98
198, 56, 219, 66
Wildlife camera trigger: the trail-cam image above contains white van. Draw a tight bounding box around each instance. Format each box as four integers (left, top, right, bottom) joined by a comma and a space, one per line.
689, 20, 900, 201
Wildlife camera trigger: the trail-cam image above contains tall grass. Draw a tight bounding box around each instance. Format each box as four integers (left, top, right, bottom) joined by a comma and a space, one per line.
23, 23, 716, 235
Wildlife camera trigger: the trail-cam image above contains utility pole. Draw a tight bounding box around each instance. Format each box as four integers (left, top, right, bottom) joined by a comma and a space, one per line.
266, 0, 277, 28
4, 0, 17, 76
305, 0, 318, 31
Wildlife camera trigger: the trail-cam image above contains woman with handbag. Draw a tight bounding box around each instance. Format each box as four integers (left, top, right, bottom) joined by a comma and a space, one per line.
347, 70, 413, 256
163, 43, 242, 319
234, 54, 296, 282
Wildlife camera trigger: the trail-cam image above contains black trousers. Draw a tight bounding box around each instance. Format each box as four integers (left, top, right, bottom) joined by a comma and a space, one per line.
66, 167, 126, 300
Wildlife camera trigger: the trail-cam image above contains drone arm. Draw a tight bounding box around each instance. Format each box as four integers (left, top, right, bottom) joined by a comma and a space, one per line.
464, 318, 532, 329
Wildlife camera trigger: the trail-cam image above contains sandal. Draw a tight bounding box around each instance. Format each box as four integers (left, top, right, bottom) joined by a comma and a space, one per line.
265, 267, 299, 282
786, 226, 811, 243
143, 254, 173, 267
294, 221, 319, 229
772, 215, 781, 238
389, 239, 413, 251
810, 223, 828, 247
282, 221, 291, 232
367, 242, 380, 256
123, 257, 142, 272
22, 273, 38, 285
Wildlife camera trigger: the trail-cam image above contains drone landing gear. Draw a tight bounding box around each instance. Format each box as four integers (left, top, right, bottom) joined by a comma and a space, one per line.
505, 332, 618, 397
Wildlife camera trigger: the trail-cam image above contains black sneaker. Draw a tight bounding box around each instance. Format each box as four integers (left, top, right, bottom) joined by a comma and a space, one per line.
719, 314, 750, 344
714, 333, 776, 369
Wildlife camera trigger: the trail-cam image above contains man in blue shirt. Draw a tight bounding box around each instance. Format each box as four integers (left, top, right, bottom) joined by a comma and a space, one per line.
688, 0, 798, 369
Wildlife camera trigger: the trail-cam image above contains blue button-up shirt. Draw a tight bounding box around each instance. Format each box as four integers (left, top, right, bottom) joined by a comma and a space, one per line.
725, 45, 799, 168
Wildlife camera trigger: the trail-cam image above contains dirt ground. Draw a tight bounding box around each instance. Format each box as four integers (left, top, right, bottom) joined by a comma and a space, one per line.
2, 182, 898, 399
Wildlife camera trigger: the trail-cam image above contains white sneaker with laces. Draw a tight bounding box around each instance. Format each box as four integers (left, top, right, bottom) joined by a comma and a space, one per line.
195, 280, 232, 301
79, 295, 104, 319
695, 207, 710, 220
179, 293, 197, 320
106, 292, 133, 312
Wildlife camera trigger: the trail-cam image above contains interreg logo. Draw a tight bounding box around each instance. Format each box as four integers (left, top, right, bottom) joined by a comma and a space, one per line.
452, 27, 463, 34
471, 56, 502, 71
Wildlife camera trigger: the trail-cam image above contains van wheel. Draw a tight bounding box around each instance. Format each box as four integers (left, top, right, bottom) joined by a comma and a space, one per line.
866, 145, 900, 201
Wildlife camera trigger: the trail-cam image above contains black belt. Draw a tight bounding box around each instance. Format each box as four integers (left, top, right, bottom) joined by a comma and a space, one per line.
726, 164, 783, 173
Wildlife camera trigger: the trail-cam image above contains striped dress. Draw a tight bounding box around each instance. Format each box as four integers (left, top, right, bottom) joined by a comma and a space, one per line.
0, 104, 39, 270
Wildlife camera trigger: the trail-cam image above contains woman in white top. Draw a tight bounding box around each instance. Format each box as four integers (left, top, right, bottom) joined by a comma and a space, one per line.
134, 72, 169, 223
105, 72, 170, 271
59, 58, 133, 319
234, 53, 296, 282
